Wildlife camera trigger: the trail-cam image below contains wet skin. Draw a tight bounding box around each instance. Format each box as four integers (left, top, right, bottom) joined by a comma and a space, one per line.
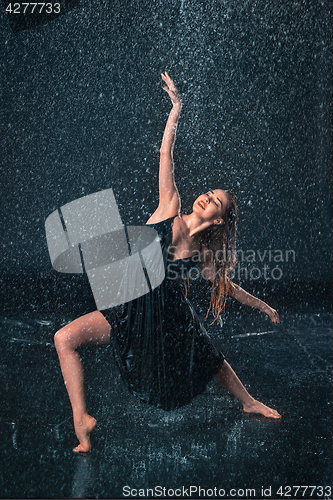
54, 74, 281, 454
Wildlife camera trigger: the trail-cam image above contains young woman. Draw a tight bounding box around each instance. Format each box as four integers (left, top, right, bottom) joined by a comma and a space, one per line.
54, 72, 280, 453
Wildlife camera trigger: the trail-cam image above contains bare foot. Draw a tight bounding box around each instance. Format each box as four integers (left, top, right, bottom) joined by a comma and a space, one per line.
243, 400, 281, 419
73, 414, 96, 452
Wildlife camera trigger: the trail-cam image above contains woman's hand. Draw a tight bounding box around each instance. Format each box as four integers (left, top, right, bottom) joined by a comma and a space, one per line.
161, 72, 181, 106
263, 304, 280, 324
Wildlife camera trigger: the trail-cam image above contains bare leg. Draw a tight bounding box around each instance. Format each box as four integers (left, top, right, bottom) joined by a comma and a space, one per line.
54, 311, 111, 452
215, 360, 281, 419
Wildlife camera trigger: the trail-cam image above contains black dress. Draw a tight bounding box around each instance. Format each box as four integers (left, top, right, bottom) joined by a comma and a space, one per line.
101, 216, 224, 410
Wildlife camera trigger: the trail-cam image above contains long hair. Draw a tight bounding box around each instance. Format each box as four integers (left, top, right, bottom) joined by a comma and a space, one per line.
197, 191, 238, 322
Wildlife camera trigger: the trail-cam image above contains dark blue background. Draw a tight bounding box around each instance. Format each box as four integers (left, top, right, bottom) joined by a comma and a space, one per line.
0, 0, 330, 295
0, 3, 331, 497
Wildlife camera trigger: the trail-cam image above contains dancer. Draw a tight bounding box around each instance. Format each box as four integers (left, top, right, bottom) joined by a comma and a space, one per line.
54, 73, 280, 453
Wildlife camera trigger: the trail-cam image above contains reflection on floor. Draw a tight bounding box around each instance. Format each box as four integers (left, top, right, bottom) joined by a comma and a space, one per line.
1, 307, 331, 499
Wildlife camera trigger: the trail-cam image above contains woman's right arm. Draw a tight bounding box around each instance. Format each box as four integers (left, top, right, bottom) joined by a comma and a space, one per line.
147, 73, 182, 224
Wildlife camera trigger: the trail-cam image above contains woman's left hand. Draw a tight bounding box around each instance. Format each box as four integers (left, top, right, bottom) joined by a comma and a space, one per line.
161, 72, 181, 106
265, 305, 280, 323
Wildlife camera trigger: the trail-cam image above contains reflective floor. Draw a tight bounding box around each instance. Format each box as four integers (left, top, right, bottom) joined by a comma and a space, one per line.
1, 306, 331, 499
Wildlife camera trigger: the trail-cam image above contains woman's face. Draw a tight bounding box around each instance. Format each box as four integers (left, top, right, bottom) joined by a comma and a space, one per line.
193, 189, 228, 224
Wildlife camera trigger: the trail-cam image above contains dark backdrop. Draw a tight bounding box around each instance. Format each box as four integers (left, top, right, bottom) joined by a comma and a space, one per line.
0, 0, 330, 311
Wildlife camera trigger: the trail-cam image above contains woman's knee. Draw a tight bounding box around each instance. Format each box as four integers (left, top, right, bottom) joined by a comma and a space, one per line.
54, 312, 111, 351
54, 326, 70, 351
54, 320, 80, 351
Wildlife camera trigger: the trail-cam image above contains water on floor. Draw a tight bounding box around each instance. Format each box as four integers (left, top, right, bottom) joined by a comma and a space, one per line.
1, 307, 331, 499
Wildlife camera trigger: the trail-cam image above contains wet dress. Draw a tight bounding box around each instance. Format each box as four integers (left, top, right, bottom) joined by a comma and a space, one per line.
101, 216, 224, 410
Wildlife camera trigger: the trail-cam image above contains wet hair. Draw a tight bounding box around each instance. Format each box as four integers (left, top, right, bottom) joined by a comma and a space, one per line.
197, 191, 238, 322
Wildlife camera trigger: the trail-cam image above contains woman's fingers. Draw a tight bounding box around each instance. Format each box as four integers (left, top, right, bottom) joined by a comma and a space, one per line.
162, 85, 173, 98
161, 72, 176, 90
161, 72, 181, 105
271, 309, 279, 323
161, 71, 171, 82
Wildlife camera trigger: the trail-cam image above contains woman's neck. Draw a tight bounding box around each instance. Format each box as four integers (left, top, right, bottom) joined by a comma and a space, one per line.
180, 212, 213, 238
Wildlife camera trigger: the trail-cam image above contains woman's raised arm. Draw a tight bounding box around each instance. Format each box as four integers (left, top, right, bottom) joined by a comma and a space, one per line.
147, 73, 182, 224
